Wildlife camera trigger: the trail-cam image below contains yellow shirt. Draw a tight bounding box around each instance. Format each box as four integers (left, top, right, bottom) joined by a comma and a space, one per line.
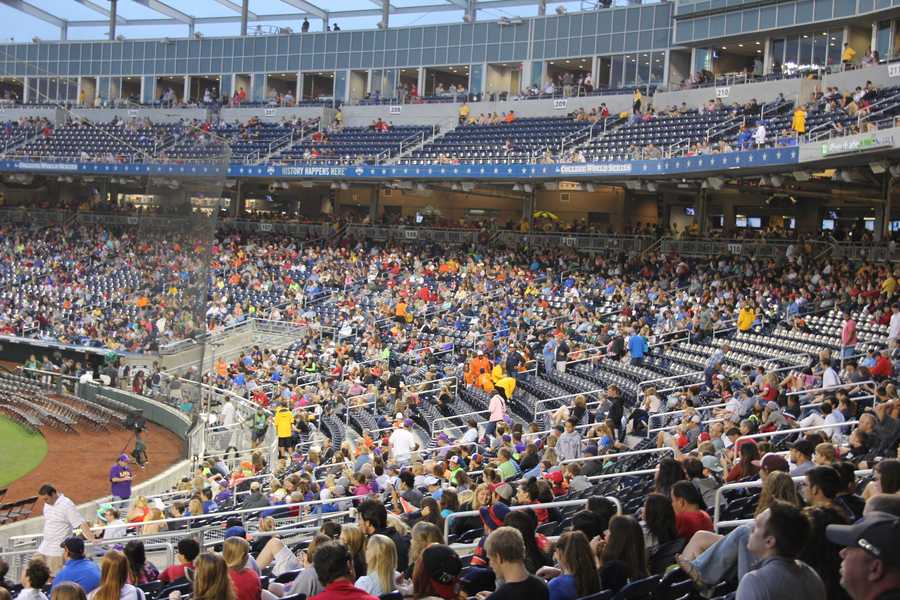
882, 276, 897, 295
738, 308, 755, 332
459, 104, 470, 119
274, 408, 294, 438
842, 46, 856, 62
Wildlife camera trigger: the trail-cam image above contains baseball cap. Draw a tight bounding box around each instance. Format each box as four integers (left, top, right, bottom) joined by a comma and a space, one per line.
752, 452, 790, 473
479, 502, 511, 530
826, 512, 900, 566
701, 455, 723, 473
61, 537, 85, 556
118, 454, 130, 462
395, 412, 404, 421
765, 401, 779, 411
490, 482, 514, 503
424, 475, 440, 487
791, 439, 815, 458
421, 544, 463, 598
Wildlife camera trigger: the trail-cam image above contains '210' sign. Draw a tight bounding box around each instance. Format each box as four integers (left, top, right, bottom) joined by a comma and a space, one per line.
715, 87, 730, 98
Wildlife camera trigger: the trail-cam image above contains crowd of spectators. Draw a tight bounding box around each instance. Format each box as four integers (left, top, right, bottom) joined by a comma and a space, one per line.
2, 216, 900, 600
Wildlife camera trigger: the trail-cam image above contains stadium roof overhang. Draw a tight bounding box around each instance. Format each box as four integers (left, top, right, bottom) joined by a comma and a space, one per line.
2, 0, 552, 39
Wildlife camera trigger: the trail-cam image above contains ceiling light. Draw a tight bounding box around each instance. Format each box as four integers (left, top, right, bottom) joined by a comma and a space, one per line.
756, 41, 761, 45
738, 44, 743, 47
721, 46, 727, 49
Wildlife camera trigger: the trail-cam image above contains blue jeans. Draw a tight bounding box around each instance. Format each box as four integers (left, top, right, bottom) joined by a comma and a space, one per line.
691, 523, 755, 585
544, 356, 556, 374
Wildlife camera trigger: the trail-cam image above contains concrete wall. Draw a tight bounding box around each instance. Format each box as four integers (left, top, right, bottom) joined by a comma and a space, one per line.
68, 107, 208, 123
219, 106, 327, 124
342, 94, 633, 130
822, 62, 896, 91
0, 108, 56, 122
653, 77, 808, 110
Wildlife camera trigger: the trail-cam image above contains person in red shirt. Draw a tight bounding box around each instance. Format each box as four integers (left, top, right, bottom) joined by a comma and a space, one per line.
224, 538, 261, 600
872, 349, 895, 379
671, 481, 713, 542
159, 538, 199, 583
310, 541, 378, 600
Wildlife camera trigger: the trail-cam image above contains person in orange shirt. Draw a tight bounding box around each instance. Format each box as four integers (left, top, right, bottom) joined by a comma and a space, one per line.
395, 300, 407, 323
504, 110, 516, 123
136, 296, 149, 308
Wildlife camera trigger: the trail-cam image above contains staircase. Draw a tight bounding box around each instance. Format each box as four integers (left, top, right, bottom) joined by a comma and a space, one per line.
388, 125, 443, 164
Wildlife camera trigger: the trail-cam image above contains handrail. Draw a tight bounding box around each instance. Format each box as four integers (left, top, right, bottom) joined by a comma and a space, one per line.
785, 380, 876, 397
712, 469, 872, 529
558, 445, 675, 466
734, 420, 859, 446
443, 496, 622, 541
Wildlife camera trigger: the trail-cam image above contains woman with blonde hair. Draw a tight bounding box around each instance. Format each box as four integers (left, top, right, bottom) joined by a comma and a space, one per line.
192, 553, 236, 600
354, 534, 399, 596
87, 550, 142, 600
407, 521, 444, 578
223, 537, 261, 600
140, 508, 167, 535
339, 524, 368, 579
126, 497, 150, 523
185, 497, 204, 517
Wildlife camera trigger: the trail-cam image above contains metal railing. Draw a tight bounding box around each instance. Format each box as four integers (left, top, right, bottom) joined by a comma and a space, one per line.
443, 496, 622, 541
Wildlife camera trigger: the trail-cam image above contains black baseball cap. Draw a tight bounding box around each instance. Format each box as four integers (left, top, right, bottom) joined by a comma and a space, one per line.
60, 537, 85, 555
826, 511, 900, 566
422, 544, 463, 597
790, 439, 815, 458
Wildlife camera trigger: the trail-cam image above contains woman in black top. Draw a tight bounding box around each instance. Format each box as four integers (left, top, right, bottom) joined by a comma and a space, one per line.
504, 509, 552, 574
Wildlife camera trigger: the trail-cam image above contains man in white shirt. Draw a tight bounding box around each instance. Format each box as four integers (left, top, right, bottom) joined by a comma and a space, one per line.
821, 358, 841, 388
389, 414, 418, 465
889, 303, 900, 342
34, 484, 94, 574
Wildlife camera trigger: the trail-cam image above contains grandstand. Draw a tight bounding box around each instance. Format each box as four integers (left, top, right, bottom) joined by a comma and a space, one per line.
0, 2, 900, 600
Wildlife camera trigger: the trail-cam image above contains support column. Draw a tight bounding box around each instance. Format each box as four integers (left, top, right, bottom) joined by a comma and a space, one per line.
60, 22, 67, 41
188, 21, 195, 37
233, 181, 244, 218
370, 186, 380, 223
723, 199, 736, 231
465, 0, 477, 22
323, 16, 329, 31
537, 0, 546, 16
876, 175, 892, 241
523, 191, 535, 230
109, 0, 117, 40
381, 0, 389, 29
240, 0, 249, 36
697, 189, 709, 234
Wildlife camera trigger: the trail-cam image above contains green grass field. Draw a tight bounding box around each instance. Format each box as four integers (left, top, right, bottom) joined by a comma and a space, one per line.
0, 415, 48, 489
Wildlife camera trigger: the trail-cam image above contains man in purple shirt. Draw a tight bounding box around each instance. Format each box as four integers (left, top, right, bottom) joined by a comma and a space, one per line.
109, 454, 133, 500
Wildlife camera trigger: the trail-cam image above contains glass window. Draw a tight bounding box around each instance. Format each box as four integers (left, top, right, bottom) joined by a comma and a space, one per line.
627, 8, 640, 30
812, 32, 827, 66
655, 4, 672, 27
726, 12, 741, 33
798, 34, 813, 64
625, 32, 638, 50
693, 18, 709, 39
651, 51, 664, 82
776, 3, 794, 26
597, 13, 612, 34
597, 34, 611, 53
877, 20, 892, 57
639, 30, 652, 48
760, 6, 777, 28
814, 0, 833, 20
742, 10, 759, 31
675, 21, 692, 44
545, 17, 558, 39
653, 29, 670, 48
796, 0, 813, 21
827, 30, 843, 64
611, 32, 625, 51
834, 0, 854, 16
785, 36, 799, 64
613, 11, 626, 33
771, 38, 786, 67
611, 54, 623, 86
637, 52, 650, 82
